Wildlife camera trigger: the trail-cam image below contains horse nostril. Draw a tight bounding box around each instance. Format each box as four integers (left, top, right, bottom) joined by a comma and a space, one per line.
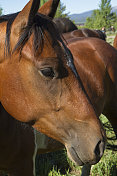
94, 140, 105, 158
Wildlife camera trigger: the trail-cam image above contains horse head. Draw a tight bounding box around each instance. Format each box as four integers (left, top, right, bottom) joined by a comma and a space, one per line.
0, 0, 106, 166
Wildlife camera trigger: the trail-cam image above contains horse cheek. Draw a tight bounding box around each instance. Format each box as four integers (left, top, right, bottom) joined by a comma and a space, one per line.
0, 60, 32, 122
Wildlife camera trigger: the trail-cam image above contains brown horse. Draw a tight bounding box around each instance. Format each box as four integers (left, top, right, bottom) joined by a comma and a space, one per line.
113, 34, 117, 49
0, 0, 64, 175
63, 28, 106, 41
53, 17, 78, 33
0, 0, 106, 170
0, 1, 79, 176
64, 36, 117, 175
66, 37, 117, 139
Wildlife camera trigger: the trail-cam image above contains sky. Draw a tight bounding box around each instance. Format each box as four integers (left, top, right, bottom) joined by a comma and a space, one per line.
0, 0, 117, 15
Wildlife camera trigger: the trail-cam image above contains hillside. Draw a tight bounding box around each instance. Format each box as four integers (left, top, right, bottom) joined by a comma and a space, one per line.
70, 6, 117, 24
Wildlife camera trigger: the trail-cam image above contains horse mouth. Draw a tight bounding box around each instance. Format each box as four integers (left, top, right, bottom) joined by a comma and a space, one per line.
66, 146, 84, 166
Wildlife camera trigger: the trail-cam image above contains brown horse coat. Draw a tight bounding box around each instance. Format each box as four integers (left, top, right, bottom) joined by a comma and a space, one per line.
53, 17, 78, 33
0, 103, 36, 176
63, 28, 106, 41
67, 37, 117, 136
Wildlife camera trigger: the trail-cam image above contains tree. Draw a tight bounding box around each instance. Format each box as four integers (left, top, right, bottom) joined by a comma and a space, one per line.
85, 0, 117, 30
85, 10, 100, 28
55, 2, 69, 18
40, 0, 47, 7
40, 0, 69, 18
0, 7, 3, 16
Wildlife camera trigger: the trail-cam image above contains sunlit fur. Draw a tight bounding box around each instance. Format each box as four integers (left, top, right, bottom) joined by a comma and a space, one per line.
63, 28, 106, 41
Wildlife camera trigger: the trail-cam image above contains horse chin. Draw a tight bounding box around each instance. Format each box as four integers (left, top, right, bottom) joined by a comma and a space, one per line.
66, 145, 101, 166
66, 146, 84, 166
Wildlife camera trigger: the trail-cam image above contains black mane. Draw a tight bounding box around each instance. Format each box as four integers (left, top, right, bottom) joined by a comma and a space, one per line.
2, 12, 62, 57
4, 13, 19, 56
13, 13, 62, 55
95, 30, 106, 41
0, 13, 19, 56
0, 12, 19, 23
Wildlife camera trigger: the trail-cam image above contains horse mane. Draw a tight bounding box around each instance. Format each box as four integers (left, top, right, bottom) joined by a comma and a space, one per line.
94, 30, 106, 41
3, 12, 61, 57
0, 13, 19, 56
13, 13, 63, 56
3, 13, 19, 56
0, 12, 19, 23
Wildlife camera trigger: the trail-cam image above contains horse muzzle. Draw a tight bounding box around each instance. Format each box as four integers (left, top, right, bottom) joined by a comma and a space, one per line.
65, 138, 105, 166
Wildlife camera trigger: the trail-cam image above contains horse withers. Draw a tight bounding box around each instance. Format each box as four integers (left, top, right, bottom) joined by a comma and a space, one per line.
0, 0, 106, 169
63, 28, 106, 41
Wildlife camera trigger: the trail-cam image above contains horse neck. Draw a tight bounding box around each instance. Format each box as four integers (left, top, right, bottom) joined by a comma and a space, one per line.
0, 103, 35, 150
0, 103, 17, 134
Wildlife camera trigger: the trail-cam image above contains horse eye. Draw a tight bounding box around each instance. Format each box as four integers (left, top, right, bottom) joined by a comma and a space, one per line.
40, 67, 55, 78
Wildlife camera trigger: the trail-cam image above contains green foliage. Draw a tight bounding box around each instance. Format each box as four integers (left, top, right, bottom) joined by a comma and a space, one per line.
114, 21, 117, 29
40, 0, 47, 6
0, 7, 3, 15
36, 149, 70, 176
91, 150, 117, 176
85, 0, 117, 29
55, 2, 69, 18
106, 31, 116, 45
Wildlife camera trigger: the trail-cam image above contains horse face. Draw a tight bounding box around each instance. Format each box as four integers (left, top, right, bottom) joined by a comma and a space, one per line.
0, 0, 106, 166
0, 38, 106, 166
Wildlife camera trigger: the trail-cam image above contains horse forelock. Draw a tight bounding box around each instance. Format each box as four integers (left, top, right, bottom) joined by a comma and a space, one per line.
4, 12, 65, 59
2, 11, 73, 63
4, 13, 19, 57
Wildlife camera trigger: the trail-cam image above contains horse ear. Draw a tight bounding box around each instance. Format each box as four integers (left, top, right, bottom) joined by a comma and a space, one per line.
14, 0, 40, 26
11, 0, 40, 48
38, 0, 60, 18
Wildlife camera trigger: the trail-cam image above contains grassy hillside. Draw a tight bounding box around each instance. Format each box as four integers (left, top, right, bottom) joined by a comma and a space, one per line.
69, 6, 117, 24
69, 10, 93, 23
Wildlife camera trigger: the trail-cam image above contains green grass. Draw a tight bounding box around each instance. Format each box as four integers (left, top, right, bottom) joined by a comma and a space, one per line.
106, 31, 116, 46
106, 31, 117, 36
